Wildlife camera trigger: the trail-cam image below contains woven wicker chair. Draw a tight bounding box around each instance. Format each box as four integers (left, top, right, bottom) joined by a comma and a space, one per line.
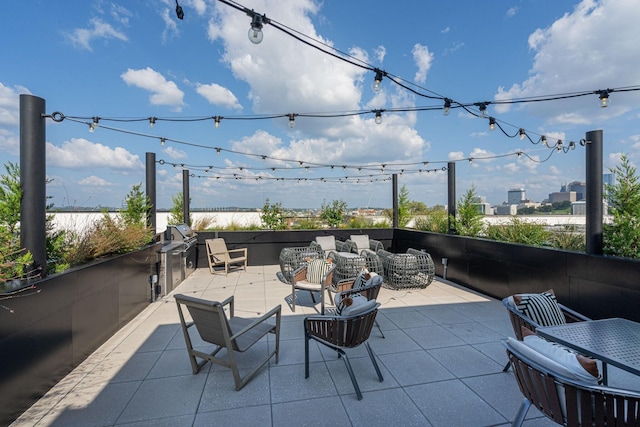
174, 294, 281, 391
503, 338, 640, 427
502, 296, 591, 372
309, 235, 350, 258
343, 234, 384, 255
290, 259, 336, 314
277, 246, 324, 284
377, 248, 435, 289
305, 303, 383, 400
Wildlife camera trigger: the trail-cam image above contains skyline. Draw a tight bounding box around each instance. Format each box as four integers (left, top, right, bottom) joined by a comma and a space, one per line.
2, 0, 640, 210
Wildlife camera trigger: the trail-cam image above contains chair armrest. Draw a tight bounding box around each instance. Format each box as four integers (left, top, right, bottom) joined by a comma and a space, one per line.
230, 304, 281, 340
335, 278, 355, 293
226, 248, 247, 256
558, 303, 591, 323
220, 295, 234, 317
341, 240, 358, 254
293, 264, 308, 283
335, 240, 349, 252
369, 239, 384, 252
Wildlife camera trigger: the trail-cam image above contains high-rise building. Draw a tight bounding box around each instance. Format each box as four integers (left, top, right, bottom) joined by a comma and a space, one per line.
507, 188, 525, 205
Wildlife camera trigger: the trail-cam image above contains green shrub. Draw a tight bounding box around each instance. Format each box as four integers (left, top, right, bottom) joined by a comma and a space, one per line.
604, 154, 640, 258
413, 209, 448, 233
484, 216, 549, 246
320, 199, 347, 228
261, 199, 287, 230
548, 225, 585, 251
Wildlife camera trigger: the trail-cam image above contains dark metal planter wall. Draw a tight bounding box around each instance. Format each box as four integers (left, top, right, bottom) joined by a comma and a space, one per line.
195, 229, 394, 267
394, 229, 640, 322
0, 243, 160, 427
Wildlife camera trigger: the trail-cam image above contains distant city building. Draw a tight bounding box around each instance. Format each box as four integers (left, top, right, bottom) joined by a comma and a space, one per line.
571, 200, 609, 215
568, 181, 586, 201
548, 191, 577, 204
473, 202, 493, 215
603, 173, 615, 204
495, 204, 518, 215
507, 188, 525, 205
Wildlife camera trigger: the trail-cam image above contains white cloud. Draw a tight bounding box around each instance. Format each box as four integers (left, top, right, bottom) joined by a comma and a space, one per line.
549, 165, 562, 175
164, 146, 187, 160
494, 0, 640, 125
412, 44, 434, 84
78, 175, 113, 186
374, 45, 386, 63
441, 27, 450, 34
506, 7, 518, 17
160, 8, 179, 42
0, 129, 19, 155
66, 18, 128, 51
46, 138, 143, 170
0, 82, 31, 126
121, 67, 185, 111
196, 83, 242, 109
448, 151, 465, 161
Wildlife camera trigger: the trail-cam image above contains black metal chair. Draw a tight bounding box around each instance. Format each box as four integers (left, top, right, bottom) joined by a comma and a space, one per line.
304, 303, 383, 400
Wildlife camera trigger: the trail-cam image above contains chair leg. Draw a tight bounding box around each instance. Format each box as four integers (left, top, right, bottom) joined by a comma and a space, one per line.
291, 284, 296, 312
374, 320, 385, 338
304, 333, 310, 378
512, 398, 531, 427
502, 360, 511, 372
339, 349, 363, 400
365, 342, 383, 382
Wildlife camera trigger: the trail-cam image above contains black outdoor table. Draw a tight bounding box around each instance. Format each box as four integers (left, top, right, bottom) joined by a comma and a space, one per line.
537, 317, 640, 385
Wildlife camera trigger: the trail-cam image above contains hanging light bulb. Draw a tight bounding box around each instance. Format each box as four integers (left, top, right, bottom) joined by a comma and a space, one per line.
216, 148, 221, 156
556, 140, 563, 151
519, 128, 526, 140
443, 98, 451, 116
214, 116, 221, 128
375, 110, 382, 124
489, 117, 496, 131
598, 90, 610, 108
569, 141, 576, 150
175, 0, 184, 20
149, 117, 157, 129
288, 114, 296, 128
372, 69, 385, 92
160, 137, 166, 146
248, 14, 264, 44
541, 135, 547, 146
476, 103, 487, 118
89, 117, 99, 132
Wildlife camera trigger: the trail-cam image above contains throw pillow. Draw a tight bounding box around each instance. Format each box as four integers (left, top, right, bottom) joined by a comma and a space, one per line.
523, 335, 599, 383
350, 235, 370, 252
306, 259, 332, 284
515, 290, 566, 327
315, 236, 336, 252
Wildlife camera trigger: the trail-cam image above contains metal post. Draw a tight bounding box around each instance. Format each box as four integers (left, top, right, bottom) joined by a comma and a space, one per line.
20, 94, 47, 277
392, 174, 398, 228
447, 162, 456, 234
182, 169, 190, 226
145, 152, 156, 235
585, 130, 603, 255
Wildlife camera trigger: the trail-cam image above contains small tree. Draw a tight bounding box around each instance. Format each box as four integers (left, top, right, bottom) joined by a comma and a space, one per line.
453, 184, 484, 237
320, 199, 347, 228
604, 154, 640, 258
383, 185, 412, 227
261, 199, 287, 230
413, 206, 448, 233
168, 192, 185, 225
120, 183, 150, 226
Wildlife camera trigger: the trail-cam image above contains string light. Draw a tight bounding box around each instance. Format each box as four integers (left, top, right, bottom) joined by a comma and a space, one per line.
541, 136, 547, 146
214, 116, 221, 128
476, 102, 488, 118
598, 89, 610, 108
175, 0, 184, 20
161, 137, 166, 146
519, 128, 526, 140
443, 98, 451, 116
489, 117, 496, 131
149, 117, 157, 129
88, 117, 99, 132
372, 69, 385, 92
288, 113, 296, 128
248, 13, 264, 44
374, 110, 382, 124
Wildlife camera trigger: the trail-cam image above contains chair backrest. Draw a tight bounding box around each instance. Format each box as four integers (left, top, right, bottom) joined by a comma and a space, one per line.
206, 238, 230, 262
350, 235, 370, 252
504, 338, 640, 426
315, 235, 337, 254
307, 304, 380, 348
175, 294, 237, 350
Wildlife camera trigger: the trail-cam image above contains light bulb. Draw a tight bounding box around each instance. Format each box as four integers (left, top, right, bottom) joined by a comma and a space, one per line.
489, 117, 496, 131
149, 117, 156, 129
372, 69, 384, 92
519, 129, 526, 140
161, 138, 166, 146
288, 114, 296, 128
248, 15, 264, 44
214, 116, 221, 128
598, 90, 609, 108
541, 136, 547, 146
375, 111, 382, 124
443, 98, 451, 116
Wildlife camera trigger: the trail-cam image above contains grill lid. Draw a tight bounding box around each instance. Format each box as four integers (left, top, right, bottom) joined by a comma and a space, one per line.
165, 224, 196, 242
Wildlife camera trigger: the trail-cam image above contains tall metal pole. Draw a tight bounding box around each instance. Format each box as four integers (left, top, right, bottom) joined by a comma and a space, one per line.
447, 161, 456, 234
182, 169, 190, 226
585, 130, 603, 255
20, 94, 47, 277
392, 174, 398, 228
145, 152, 156, 235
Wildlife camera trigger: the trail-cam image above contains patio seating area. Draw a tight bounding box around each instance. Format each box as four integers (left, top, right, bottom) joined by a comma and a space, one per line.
12, 265, 639, 427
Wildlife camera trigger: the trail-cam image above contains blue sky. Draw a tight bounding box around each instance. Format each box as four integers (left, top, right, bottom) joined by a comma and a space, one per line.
1, 0, 639, 210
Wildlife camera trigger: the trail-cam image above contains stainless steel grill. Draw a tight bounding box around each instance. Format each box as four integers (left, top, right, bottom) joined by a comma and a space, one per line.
158, 224, 198, 297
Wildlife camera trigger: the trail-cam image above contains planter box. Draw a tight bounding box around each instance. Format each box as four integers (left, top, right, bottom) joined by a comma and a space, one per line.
0, 243, 160, 426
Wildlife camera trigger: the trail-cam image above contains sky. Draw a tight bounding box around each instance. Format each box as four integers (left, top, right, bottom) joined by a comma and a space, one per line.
1, 0, 640, 210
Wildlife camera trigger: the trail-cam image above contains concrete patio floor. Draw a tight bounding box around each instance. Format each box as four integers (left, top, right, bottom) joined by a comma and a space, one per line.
11, 265, 638, 426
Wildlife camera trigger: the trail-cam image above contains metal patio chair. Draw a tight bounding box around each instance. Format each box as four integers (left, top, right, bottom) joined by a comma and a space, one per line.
174, 293, 281, 391
205, 238, 247, 275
